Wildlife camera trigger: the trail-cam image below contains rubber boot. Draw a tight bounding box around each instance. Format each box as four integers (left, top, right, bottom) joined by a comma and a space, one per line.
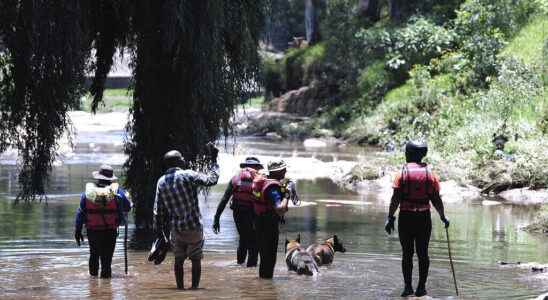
401, 285, 414, 297
414, 284, 427, 297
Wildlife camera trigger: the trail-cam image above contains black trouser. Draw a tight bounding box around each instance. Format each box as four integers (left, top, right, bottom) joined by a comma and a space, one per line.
398, 211, 432, 288
255, 211, 280, 279
87, 229, 117, 278
233, 204, 258, 267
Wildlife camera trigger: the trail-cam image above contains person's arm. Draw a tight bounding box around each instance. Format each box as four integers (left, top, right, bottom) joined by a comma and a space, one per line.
191, 163, 220, 187
266, 186, 288, 216
388, 189, 401, 218
75, 194, 86, 232
153, 182, 167, 234
213, 183, 233, 234
431, 192, 449, 227
117, 188, 132, 213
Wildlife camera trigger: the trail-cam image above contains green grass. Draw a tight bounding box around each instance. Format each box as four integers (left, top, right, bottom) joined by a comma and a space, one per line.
501, 14, 548, 66
79, 88, 132, 112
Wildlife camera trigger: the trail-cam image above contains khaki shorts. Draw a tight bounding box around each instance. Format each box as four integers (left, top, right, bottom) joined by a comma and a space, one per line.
171, 229, 204, 260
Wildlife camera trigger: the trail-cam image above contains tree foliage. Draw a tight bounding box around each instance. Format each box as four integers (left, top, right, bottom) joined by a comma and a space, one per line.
0, 1, 265, 229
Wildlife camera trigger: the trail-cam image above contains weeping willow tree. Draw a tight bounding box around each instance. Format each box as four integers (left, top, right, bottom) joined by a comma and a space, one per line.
0, 1, 265, 229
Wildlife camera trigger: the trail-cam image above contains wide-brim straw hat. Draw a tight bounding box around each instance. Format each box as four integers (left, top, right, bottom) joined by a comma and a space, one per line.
92, 164, 118, 181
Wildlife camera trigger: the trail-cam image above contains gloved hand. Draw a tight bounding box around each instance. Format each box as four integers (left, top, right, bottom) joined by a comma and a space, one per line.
385, 216, 395, 235
213, 217, 220, 234
75, 230, 84, 246
441, 217, 450, 228
205, 142, 219, 161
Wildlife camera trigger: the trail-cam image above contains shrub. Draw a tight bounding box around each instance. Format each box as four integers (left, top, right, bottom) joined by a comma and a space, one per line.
262, 57, 284, 100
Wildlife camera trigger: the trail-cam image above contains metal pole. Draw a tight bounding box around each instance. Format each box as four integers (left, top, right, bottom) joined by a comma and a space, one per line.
446, 227, 459, 296
124, 220, 128, 275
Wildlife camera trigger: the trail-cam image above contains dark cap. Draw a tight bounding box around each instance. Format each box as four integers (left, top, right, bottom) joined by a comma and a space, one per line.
92, 164, 117, 181
240, 157, 263, 169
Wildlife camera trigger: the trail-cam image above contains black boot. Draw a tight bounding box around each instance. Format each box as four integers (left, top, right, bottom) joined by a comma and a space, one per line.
401, 285, 414, 297
414, 285, 427, 297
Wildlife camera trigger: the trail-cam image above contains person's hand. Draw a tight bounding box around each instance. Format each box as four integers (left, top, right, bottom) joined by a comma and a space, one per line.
75, 230, 84, 246
385, 216, 395, 235
441, 217, 450, 228
213, 217, 220, 234
205, 142, 219, 161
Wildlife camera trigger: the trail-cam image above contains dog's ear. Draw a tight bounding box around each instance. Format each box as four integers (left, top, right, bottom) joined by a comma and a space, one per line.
296, 234, 301, 243
334, 235, 338, 242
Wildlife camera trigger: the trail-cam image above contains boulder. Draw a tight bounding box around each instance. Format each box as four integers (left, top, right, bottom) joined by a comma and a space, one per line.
268, 81, 324, 116
439, 180, 481, 204
499, 188, 548, 205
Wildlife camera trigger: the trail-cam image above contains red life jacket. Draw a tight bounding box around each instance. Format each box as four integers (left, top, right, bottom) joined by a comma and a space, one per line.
85, 196, 119, 231
231, 168, 258, 207
399, 163, 432, 212
251, 176, 282, 215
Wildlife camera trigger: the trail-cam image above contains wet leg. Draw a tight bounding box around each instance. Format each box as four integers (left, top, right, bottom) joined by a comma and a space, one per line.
174, 257, 185, 289
241, 208, 258, 267
100, 230, 117, 278
87, 231, 99, 277
415, 213, 432, 297
398, 213, 415, 296
191, 259, 201, 289
234, 209, 246, 264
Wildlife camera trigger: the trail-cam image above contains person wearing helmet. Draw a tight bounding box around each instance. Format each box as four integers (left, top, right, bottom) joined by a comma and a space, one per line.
153, 145, 219, 290
385, 141, 450, 297
212, 157, 263, 267
252, 159, 290, 279
74, 164, 132, 278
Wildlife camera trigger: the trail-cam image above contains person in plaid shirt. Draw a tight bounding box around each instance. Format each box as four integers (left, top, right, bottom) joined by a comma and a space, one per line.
153, 146, 219, 290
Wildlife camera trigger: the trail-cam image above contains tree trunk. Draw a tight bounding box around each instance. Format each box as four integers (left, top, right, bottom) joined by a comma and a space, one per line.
358, 0, 380, 21
304, 0, 320, 45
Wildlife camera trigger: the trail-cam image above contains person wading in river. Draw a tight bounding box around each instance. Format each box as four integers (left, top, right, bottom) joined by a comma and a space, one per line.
74, 165, 132, 278
153, 146, 219, 290
252, 159, 290, 279
212, 157, 263, 267
385, 141, 450, 297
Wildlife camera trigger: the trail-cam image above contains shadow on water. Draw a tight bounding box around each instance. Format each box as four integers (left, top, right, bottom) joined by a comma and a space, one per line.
1, 138, 547, 299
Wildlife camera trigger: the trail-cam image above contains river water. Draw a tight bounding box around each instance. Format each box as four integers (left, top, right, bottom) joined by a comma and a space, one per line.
0, 133, 547, 299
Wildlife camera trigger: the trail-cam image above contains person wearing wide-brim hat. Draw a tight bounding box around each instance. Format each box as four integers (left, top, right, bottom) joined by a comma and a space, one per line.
213, 157, 264, 267
252, 159, 290, 279
74, 164, 132, 278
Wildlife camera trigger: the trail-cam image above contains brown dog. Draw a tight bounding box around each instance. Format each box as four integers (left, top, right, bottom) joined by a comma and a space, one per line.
285, 234, 319, 276
306, 235, 346, 266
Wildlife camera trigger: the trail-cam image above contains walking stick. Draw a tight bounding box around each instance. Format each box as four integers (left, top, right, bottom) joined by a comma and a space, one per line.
445, 227, 459, 296
124, 220, 128, 275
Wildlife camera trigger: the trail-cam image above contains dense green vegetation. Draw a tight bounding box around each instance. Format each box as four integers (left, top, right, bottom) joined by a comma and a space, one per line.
264, 0, 547, 188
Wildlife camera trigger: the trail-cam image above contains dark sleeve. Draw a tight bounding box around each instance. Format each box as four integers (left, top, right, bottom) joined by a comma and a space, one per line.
265, 186, 283, 208
75, 194, 86, 232
116, 188, 132, 213
215, 183, 233, 220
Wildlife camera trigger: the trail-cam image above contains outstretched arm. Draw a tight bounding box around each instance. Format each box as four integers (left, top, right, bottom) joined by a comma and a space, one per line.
430, 192, 448, 222
213, 183, 233, 233
388, 188, 401, 218
192, 164, 220, 187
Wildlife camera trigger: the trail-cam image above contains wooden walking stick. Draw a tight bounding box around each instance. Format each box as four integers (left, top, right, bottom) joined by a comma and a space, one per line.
124, 220, 128, 275
446, 227, 459, 296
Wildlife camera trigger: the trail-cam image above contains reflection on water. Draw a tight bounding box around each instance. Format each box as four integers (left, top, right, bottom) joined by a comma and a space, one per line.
1, 139, 547, 299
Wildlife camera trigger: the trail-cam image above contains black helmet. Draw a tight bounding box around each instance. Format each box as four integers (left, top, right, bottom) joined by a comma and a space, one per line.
405, 140, 428, 162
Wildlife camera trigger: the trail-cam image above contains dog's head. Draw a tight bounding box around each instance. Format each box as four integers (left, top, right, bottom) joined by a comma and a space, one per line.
285, 234, 301, 253
327, 235, 346, 253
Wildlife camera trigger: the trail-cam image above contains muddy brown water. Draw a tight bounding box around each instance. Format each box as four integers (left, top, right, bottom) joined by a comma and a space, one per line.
1, 137, 547, 299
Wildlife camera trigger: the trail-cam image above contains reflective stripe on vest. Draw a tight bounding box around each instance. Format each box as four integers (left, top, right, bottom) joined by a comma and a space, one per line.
85, 198, 118, 230
231, 168, 257, 207
399, 163, 431, 212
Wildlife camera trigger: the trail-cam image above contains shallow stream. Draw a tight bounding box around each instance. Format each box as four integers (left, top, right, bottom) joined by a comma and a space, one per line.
0, 135, 547, 299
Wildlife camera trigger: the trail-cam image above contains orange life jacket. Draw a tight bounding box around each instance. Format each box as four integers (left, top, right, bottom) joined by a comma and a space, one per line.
399, 163, 432, 212
85, 194, 119, 231
231, 168, 258, 207
251, 176, 282, 215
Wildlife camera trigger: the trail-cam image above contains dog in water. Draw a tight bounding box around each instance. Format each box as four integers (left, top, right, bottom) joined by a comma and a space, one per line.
306, 235, 346, 266
285, 234, 319, 276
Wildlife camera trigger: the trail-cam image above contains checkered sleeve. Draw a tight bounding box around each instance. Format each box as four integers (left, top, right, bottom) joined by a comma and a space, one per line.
153, 179, 167, 233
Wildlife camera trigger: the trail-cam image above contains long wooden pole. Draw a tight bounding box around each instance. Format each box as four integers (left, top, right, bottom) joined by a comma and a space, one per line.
446, 227, 459, 296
